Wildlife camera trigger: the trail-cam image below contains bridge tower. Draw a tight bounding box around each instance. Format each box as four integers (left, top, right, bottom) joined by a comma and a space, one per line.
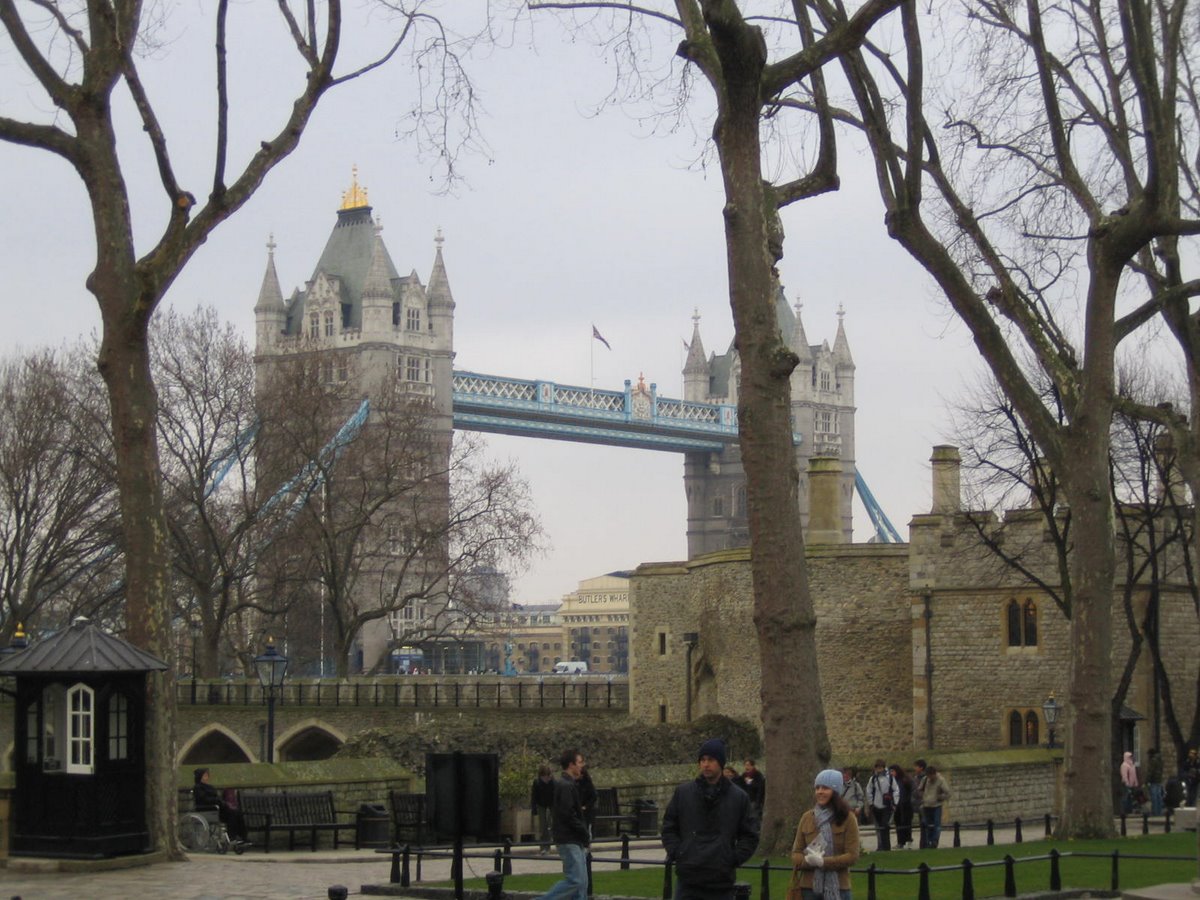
682, 289, 856, 555
253, 170, 456, 672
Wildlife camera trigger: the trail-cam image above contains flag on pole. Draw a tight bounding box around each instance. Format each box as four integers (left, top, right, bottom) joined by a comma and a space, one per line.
592, 325, 612, 350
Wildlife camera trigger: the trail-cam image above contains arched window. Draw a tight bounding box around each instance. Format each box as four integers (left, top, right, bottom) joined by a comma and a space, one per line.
66, 683, 94, 774
1006, 599, 1022, 647
1024, 710, 1040, 745
1008, 710, 1023, 746
713, 496, 724, 517
735, 485, 747, 517
1023, 600, 1038, 646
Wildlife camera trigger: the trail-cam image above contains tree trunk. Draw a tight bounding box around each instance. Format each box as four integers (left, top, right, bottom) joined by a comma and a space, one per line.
1057, 468, 1116, 835
97, 317, 178, 858
82, 108, 179, 858
710, 25, 831, 855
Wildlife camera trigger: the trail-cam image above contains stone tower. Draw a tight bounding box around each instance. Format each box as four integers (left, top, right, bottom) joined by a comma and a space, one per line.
253, 171, 456, 672
682, 288, 856, 555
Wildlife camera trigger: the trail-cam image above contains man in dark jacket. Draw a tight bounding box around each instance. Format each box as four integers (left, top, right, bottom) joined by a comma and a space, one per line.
661, 738, 759, 900
531, 764, 557, 855
535, 748, 590, 900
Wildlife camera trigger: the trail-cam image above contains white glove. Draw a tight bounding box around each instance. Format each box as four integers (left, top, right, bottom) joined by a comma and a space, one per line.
804, 848, 824, 868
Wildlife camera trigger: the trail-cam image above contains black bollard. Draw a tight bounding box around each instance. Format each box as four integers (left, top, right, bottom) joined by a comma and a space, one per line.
485, 871, 505, 900
662, 861, 673, 900
961, 858, 975, 900
917, 862, 931, 900
1165, 807, 1173, 834
328, 887, 348, 900
1003, 854, 1016, 897
733, 883, 751, 900
760, 858, 771, 900
621, 834, 631, 870
986, 819, 995, 845
390, 849, 401, 884
1044, 813, 1053, 838
493, 848, 502, 872
866, 863, 877, 900
502, 839, 513, 876
953, 820, 961, 848
1014, 816, 1023, 843
1119, 813, 1127, 837
1049, 848, 1061, 891
1141, 813, 1150, 835
587, 849, 594, 898
1110, 850, 1120, 892
403, 845, 412, 887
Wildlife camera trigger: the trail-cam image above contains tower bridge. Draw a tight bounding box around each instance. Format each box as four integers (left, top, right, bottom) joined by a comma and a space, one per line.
253, 174, 899, 671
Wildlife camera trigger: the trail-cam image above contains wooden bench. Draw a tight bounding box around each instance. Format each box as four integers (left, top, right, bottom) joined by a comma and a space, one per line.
389, 790, 431, 846
592, 787, 640, 838
238, 790, 358, 852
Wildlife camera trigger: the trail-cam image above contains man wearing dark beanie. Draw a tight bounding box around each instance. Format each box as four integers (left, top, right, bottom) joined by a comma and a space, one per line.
661, 738, 759, 900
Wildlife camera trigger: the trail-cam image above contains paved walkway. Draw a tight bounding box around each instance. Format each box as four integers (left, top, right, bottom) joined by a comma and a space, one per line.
1, 818, 1189, 900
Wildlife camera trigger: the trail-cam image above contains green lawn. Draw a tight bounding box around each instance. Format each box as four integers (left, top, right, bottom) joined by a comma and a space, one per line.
452, 833, 1197, 899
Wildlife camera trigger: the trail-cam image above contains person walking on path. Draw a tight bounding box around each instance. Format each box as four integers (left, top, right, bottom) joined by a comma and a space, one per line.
1182, 747, 1200, 807
839, 768, 864, 824
1120, 751, 1140, 815
889, 764, 915, 849
741, 759, 767, 820
919, 765, 951, 849
912, 759, 928, 848
790, 768, 861, 900
661, 738, 760, 900
535, 748, 590, 900
1145, 748, 1164, 816
866, 758, 899, 852
531, 764, 557, 855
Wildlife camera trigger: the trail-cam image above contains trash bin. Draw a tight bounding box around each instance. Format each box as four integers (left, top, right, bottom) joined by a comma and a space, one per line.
635, 799, 658, 836
357, 802, 390, 848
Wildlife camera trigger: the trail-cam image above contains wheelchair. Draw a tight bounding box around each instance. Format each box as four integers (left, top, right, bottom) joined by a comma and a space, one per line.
178, 808, 245, 854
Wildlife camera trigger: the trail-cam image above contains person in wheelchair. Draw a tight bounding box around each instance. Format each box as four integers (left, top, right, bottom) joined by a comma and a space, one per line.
193, 767, 249, 847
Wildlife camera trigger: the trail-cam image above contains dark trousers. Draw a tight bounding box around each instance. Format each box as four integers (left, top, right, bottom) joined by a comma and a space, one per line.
894, 801, 914, 847
872, 806, 893, 851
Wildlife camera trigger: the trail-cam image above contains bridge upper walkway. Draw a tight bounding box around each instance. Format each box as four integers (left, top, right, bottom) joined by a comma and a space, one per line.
451, 371, 740, 453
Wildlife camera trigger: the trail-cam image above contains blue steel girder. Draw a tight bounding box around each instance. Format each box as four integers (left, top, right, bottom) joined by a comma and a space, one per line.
452, 371, 741, 453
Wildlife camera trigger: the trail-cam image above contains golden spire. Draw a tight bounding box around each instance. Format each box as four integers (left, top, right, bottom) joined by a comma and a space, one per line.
340, 165, 370, 210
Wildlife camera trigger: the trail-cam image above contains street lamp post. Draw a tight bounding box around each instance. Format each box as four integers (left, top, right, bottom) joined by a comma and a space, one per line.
254, 637, 289, 764
1042, 692, 1060, 749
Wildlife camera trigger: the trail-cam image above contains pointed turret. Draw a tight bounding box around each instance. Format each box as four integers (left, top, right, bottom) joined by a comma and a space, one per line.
359, 222, 395, 339
833, 302, 854, 367
792, 297, 812, 362
427, 228, 456, 313
255, 235, 287, 352
683, 309, 709, 402
426, 229, 456, 419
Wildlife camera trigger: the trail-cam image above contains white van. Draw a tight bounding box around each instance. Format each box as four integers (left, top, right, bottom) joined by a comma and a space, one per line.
552, 661, 589, 675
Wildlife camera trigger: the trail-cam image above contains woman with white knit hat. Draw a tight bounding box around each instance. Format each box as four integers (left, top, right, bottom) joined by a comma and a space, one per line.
789, 769, 860, 900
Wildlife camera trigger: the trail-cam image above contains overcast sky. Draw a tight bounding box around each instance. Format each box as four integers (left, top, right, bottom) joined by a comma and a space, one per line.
0, 3, 982, 603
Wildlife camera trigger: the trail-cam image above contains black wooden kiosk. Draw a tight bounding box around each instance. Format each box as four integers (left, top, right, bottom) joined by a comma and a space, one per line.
0, 618, 167, 858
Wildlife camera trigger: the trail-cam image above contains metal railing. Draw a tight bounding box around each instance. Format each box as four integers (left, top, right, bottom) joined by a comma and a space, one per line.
376, 811, 1193, 900
177, 677, 629, 710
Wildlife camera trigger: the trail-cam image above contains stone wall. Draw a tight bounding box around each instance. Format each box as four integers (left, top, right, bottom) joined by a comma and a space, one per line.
630, 544, 912, 757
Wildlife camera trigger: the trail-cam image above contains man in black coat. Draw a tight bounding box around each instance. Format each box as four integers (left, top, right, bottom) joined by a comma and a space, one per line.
535, 748, 590, 900
661, 738, 760, 900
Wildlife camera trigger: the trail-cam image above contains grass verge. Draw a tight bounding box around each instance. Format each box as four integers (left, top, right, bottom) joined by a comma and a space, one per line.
450, 833, 1196, 899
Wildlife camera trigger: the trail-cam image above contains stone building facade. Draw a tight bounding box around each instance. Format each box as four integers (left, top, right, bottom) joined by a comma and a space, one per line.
683, 296, 857, 555
631, 445, 1199, 774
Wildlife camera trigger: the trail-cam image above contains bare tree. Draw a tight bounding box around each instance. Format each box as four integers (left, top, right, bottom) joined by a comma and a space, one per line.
0, 0, 480, 852
0, 349, 121, 642
151, 306, 271, 678
833, 0, 1199, 835
515, 0, 902, 851
255, 356, 541, 677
